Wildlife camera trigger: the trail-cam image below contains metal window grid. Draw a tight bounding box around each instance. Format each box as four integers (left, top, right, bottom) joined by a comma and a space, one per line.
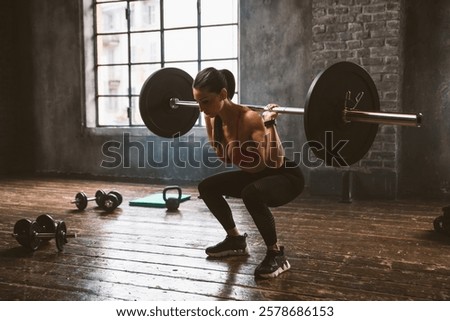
93, 0, 239, 128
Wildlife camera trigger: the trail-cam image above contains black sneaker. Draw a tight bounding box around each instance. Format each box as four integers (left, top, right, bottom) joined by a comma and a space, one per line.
254, 246, 290, 278
205, 233, 249, 257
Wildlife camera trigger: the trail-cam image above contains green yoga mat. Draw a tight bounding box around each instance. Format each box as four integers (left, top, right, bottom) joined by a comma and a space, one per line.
129, 192, 191, 208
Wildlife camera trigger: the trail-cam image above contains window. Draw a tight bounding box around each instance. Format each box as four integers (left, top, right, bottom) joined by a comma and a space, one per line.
93, 0, 239, 127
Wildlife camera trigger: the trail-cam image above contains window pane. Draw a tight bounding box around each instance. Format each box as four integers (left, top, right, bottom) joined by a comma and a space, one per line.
200, 60, 238, 77
164, 28, 198, 61
97, 34, 128, 64
131, 96, 145, 125
201, 25, 238, 60
164, 0, 197, 29
131, 64, 162, 95
97, 65, 129, 95
130, 0, 160, 32
131, 32, 161, 63
164, 62, 198, 80
201, 0, 238, 25
98, 96, 129, 126
96, 2, 127, 34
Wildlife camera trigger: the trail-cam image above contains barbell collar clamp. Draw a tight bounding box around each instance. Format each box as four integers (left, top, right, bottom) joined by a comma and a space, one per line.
170, 97, 197, 110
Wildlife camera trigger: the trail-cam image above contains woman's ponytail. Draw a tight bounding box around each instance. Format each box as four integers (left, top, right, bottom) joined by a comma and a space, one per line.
219, 69, 235, 100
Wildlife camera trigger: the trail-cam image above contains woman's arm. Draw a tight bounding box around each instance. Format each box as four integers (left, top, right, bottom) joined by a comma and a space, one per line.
247, 107, 285, 169
205, 115, 227, 160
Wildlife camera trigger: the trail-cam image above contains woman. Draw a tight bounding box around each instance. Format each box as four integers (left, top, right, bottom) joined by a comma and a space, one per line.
194, 67, 304, 279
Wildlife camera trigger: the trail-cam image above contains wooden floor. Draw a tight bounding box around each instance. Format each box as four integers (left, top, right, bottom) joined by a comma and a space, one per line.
0, 176, 449, 301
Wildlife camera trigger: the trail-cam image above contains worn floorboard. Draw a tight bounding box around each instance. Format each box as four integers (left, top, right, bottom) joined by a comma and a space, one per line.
0, 177, 449, 301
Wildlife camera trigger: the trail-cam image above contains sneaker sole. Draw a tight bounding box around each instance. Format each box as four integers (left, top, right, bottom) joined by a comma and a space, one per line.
206, 247, 249, 258
256, 260, 291, 278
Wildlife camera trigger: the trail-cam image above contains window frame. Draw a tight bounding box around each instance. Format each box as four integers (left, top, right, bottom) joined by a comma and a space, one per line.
85, 0, 239, 131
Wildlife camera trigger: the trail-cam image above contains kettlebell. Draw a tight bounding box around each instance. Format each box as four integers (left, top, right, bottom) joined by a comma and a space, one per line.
163, 186, 182, 211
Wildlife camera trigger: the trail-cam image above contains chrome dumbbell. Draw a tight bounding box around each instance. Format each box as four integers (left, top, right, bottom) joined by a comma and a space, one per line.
71, 190, 122, 212
71, 190, 107, 210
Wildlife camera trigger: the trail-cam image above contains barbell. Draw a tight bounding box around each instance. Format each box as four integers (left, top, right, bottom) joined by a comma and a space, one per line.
139, 61, 422, 166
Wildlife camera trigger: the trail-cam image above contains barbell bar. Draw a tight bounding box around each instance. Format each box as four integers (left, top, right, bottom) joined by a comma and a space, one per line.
170, 98, 305, 115
170, 97, 422, 127
139, 61, 423, 166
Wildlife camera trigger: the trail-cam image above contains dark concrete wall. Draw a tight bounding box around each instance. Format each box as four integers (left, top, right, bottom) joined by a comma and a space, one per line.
399, 0, 450, 199
0, 1, 34, 175
240, 0, 312, 181
0, 2, 16, 175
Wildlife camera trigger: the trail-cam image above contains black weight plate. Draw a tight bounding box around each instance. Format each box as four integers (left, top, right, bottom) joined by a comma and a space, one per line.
109, 190, 122, 205
139, 68, 199, 138
75, 192, 88, 210
13, 219, 40, 251
304, 61, 380, 166
36, 214, 56, 242
434, 216, 444, 233
13, 219, 34, 248
102, 194, 119, 213
55, 221, 67, 252
95, 189, 106, 207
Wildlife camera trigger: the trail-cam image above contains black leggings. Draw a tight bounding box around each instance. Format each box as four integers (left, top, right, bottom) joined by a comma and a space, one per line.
198, 159, 304, 246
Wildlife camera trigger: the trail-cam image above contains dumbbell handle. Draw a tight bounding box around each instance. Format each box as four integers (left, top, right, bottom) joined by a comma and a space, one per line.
12, 231, 78, 239
38, 231, 78, 239
70, 197, 96, 204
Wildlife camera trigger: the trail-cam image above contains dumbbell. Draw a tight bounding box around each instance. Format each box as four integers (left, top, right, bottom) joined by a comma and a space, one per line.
71, 190, 122, 212
108, 190, 123, 207
434, 206, 450, 235
71, 190, 106, 210
12, 214, 77, 251
101, 191, 123, 213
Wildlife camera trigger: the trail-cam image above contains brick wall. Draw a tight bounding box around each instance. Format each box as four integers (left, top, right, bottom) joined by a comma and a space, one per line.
312, 0, 402, 170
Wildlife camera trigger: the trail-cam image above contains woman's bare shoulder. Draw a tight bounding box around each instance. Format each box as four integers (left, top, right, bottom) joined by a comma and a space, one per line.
241, 108, 263, 128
